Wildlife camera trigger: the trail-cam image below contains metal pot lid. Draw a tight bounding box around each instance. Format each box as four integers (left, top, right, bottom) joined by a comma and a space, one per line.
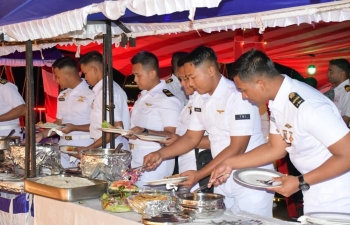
82, 148, 130, 156
142, 212, 192, 225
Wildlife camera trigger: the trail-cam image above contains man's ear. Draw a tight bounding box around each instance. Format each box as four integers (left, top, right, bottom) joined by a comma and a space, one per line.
150, 69, 157, 79
208, 64, 216, 77
256, 79, 266, 91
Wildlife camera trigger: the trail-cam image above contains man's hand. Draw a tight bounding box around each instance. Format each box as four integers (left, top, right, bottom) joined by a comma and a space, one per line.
180, 170, 201, 189
208, 161, 233, 188
267, 175, 299, 197
143, 151, 163, 170
130, 126, 144, 134
159, 133, 179, 146
71, 146, 88, 159
59, 123, 74, 134
35, 132, 44, 143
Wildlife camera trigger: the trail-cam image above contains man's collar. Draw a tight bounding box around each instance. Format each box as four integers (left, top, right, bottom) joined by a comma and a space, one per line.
270, 75, 291, 113
92, 79, 103, 94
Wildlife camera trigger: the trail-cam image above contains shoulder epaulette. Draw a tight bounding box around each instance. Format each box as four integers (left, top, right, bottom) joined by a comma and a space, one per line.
163, 89, 174, 97
0, 78, 8, 84
289, 92, 304, 108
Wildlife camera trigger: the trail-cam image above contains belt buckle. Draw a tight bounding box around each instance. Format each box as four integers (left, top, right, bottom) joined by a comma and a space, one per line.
64, 136, 72, 141
129, 143, 134, 149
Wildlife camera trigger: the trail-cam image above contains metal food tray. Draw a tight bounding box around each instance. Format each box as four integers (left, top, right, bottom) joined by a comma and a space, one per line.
24, 176, 108, 202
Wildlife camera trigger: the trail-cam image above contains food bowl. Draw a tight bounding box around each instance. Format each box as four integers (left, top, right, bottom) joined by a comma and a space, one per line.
176, 193, 225, 219
81, 148, 131, 181
127, 192, 171, 215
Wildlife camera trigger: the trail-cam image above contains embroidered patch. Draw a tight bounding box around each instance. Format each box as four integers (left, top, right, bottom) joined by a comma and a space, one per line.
77, 96, 85, 102
163, 89, 174, 97
285, 124, 292, 129
289, 92, 304, 108
235, 114, 250, 120
194, 108, 201, 112
0, 78, 8, 84
270, 116, 276, 123
217, 110, 225, 114
145, 103, 152, 107
166, 78, 173, 84
345, 85, 350, 92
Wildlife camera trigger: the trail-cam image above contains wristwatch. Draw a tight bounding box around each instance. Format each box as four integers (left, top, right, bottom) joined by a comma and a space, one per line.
142, 128, 149, 135
298, 175, 310, 191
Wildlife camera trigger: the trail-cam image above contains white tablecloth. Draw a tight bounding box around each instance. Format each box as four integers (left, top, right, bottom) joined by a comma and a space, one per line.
34, 196, 299, 225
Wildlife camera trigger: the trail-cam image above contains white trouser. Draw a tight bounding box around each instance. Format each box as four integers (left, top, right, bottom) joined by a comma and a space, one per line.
131, 145, 174, 188
215, 164, 275, 217
0, 125, 22, 137
178, 150, 199, 191
58, 138, 94, 168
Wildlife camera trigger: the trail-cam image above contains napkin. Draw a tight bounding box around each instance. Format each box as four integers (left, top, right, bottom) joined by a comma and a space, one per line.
47, 128, 63, 137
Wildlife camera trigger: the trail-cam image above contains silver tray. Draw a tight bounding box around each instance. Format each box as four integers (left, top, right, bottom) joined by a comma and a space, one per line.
142, 212, 192, 225
24, 176, 107, 202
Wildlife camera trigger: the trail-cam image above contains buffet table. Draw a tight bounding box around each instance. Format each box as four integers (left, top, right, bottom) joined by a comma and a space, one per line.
34, 196, 299, 225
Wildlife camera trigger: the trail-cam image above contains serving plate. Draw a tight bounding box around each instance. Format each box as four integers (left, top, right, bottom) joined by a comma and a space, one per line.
134, 134, 167, 142
144, 176, 188, 186
99, 128, 130, 136
37, 123, 65, 129
233, 168, 283, 188
304, 212, 350, 224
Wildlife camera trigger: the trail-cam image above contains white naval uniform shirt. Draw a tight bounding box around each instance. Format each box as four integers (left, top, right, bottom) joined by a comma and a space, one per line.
130, 81, 182, 187
333, 79, 350, 117
0, 79, 25, 136
57, 80, 95, 168
188, 76, 274, 217
269, 75, 350, 214
90, 79, 130, 149
166, 74, 188, 106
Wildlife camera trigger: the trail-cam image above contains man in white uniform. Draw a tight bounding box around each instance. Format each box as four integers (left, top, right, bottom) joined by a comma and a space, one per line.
77, 51, 130, 153
144, 46, 274, 217
163, 52, 188, 106
327, 59, 350, 125
160, 57, 211, 192
0, 78, 25, 137
210, 49, 350, 214
37, 57, 94, 168
129, 51, 182, 187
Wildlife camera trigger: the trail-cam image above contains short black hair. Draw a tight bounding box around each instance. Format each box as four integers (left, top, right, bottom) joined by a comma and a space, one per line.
52, 57, 78, 72
329, 58, 350, 78
171, 52, 187, 73
131, 51, 159, 75
182, 45, 218, 68
79, 51, 103, 65
233, 49, 280, 82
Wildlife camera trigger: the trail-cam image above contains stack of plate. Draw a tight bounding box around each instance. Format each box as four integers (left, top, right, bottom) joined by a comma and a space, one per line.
302, 212, 350, 224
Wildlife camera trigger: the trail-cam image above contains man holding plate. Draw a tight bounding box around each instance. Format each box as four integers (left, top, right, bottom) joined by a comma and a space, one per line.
209, 49, 350, 214
37, 57, 94, 168
143, 46, 274, 217
128, 51, 182, 187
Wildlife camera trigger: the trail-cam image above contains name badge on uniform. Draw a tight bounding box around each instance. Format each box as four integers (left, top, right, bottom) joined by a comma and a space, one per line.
194, 108, 201, 112
58, 97, 65, 101
235, 114, 250, 120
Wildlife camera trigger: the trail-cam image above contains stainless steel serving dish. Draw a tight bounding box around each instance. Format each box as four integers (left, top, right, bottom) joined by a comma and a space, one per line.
81, 148, 131, 181
176, 193, 225, 219
0, 136, 21, 150
24, 175, 108, 202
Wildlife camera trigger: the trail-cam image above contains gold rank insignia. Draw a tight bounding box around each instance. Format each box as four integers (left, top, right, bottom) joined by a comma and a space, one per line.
77, 96, 86, 102
289, 92, 304, 108
345, 85, 350, 92
166, 78, 173, 84
0, 78, 8, 84
163, 89, 174, 97
217, 110, 225, 114
145, 103, 152, 107
289, 131, 294, 142
282, 130, 287, 140
58, 92, 68, 101
285, 124, 292, 129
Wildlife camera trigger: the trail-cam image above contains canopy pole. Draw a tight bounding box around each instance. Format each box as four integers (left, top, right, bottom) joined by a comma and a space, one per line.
102, 35, 107, 148
25, 40, 36, 178
105, 21, 115, 148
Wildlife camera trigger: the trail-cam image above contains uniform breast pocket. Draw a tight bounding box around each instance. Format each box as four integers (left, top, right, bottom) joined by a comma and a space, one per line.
216, 113, 228, 130
138, 107, 160, 129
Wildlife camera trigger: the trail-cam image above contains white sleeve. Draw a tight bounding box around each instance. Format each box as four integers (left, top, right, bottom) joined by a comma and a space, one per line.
159, 98, 182, 127
112, 91, 123, 122
269, 113, 279, 134
304, 103, 349, 147
229, 95, 259, 136
1, 83, 25, 108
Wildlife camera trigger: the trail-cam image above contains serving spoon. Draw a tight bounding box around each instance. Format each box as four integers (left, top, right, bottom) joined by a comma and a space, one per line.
5, 129, 15, 140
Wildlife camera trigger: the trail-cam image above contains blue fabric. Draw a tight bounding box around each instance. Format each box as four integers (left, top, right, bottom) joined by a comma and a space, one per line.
1, 47, 63, 60
0, 0, 336, 26
0, 193, 34, 216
